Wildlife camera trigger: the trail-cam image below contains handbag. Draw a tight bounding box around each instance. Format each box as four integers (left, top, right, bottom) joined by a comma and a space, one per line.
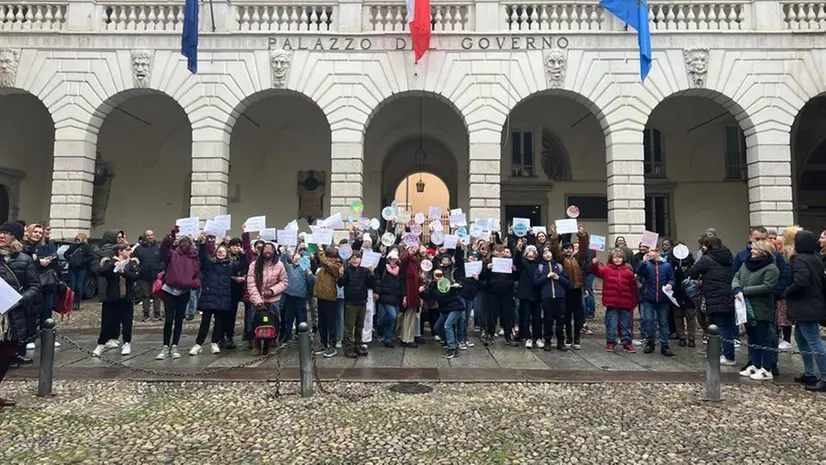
39, 269, 61, 293
151, 271, 165, 296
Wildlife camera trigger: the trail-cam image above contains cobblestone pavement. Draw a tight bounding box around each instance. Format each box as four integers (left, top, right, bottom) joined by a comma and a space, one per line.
0, 380, 823, 464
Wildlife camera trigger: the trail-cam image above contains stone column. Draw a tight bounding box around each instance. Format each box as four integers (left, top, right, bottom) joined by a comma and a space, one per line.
605, 122, 646, 245
746, 131, 794, 231
49, 128, 96, 239
329, 127, 364, 218
190, 127, 230, 221
468, 130, 500, 222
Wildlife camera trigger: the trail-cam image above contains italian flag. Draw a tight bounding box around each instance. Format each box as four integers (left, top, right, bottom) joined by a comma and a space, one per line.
406, 0, 431, 62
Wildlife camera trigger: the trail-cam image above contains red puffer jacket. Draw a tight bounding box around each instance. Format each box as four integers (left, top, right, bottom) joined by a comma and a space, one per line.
590, 262, 638, 310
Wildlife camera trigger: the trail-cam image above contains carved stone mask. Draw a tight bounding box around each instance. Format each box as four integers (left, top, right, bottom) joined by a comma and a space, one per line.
0, 48, 19, 88
131, 51, 153, 88
271, 49, 291, 87
545, 50, 566, 86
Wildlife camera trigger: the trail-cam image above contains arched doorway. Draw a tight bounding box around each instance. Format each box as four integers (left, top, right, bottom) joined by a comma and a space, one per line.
791, 95, 826, 233
228, 90, 331, 232
394, 172, 450, 215
364, 92, 467, 216
94, 92, 192, 240
644, 91, 751, 243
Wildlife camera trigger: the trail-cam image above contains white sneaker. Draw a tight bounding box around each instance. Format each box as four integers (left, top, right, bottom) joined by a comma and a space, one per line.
210, 343, 221, 354
739, 365, 758, 377
171, 345, 181, 359
497, 329, 504, 337
92, 344, 105, 357
535, 339, 545, 349
434, 335, 442, 342
778, 340, 792, 351
189, 344, 202, 356
156, 346, 170, 360
632, 339, 644, 346
54, 341, 60, 348
749, 367, 773, 381
105, 339, 120, 349
121, 343, 131, 356
335, 341, 342, 349
464, 340, 475, 348
525, 339, 533, 349
458, 342, 468, 350
720, 356, 736, 366
26, 342, 35, 350
734, 339, 741, 348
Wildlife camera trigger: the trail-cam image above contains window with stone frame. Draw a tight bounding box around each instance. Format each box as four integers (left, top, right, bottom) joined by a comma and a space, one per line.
645, 193, 671, 237
643, 128, 665, 178
725, 124, 747, 180
510, 129, 535, 177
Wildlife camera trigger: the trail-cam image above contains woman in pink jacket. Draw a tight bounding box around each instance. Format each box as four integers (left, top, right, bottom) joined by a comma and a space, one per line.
247, 242, 288, 345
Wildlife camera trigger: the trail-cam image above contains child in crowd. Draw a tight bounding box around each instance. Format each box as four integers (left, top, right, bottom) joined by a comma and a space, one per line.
533, 245, 570, 351
93, 243, 140, 357
481, 243, 517, 346
453, 246, 479, 350
420, 268, 466, 359
636, 246, 676, 357
590, 249, 638, 353
338, 250, 376, 358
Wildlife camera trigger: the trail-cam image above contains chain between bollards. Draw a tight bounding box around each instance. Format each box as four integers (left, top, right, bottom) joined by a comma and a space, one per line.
703, 324, 722, 402
297, 322, 313, 398
37, 318, 56, 397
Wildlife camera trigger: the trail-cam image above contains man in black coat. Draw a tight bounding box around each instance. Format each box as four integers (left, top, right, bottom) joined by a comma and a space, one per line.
133, 230, 164, 321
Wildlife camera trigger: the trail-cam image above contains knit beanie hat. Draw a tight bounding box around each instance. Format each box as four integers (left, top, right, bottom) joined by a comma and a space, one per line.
525, 245, 538, 256
387, 249, 399, 260
362, 233, 373, 244
0, 221, 23, 241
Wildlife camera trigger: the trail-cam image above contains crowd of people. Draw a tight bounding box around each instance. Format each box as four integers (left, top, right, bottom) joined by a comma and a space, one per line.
0, 216, 825, 408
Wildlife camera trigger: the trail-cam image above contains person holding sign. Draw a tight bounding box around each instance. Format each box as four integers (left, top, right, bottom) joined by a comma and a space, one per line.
374, 249, 405, 348
590, 249, 638, 353
399, 246, 424, 348
281, 249, 316, 343
91, 244, 141, 358
549, 223, 590, 350
419, 269, 465, 359
338, 251, 376, 358
247, 242, 288, 356
452, 247, 480, 350
636, 247, 676, 357
513, 243, 542, 349
533, 246, 570, 352
313, 247, 343, 358
480, 244, 517, 347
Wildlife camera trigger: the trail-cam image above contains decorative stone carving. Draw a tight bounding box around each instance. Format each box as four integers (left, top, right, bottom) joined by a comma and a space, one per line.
297, 170, 325, 222
544, 49, 567, 89
0, 48, 20, 88
270, 49, 291, 88
540, 128, 571, 182
683, 48, 709, 88
131, 50, 153, 88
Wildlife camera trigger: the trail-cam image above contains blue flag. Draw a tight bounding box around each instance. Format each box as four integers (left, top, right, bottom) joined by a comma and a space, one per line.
600, 0, 651, 82
181, 0, 198, 74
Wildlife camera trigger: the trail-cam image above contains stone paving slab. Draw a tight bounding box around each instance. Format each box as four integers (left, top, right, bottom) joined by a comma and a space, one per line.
7, 327, 808, 385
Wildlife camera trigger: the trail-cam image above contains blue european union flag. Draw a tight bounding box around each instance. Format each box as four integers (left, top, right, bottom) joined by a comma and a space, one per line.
181, 0, 199, 74
600, 0, 651, 82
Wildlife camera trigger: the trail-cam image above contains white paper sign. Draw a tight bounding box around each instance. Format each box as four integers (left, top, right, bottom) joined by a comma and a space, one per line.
428, 206, 442, 220
532, 226, 547, 235
641, 230, 659, 248
323, 213, 345, 230
449, 212, 467, 227
513, 217, 531, 230
277, 229, 298, 247
214, 214, 231, 231
202, 219, 226, 237
284, 220, 299, 231
443, 234, 458, 249
361, 250, 382, 268
429, 220, 443, 232
0, 276, 22, 315
663, 286, 680, 307
244, 216, 266, 233
304, 233, 313, 245
492, 257, 513, 274
312, 228, 334, 246
260, 228, 277, 241
589, 235, 606, 251
464, 261, 483, 277
555, 219, 578, 235
175, 217, 200, 238
735, 297, 747, 326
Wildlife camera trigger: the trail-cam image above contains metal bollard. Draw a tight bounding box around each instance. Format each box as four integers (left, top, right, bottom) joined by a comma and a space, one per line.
37, 318, 56, 397
297, 322, 313, 398
703, 324, 722, 402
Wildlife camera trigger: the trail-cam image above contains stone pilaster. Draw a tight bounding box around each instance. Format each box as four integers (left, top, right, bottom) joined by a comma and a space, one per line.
329, 128, 364, 218
746, 130, 794, 231
49, 128, 96, 240
468, 130, 500, 222
190, 127, 230, 221
605, 124, 646, 246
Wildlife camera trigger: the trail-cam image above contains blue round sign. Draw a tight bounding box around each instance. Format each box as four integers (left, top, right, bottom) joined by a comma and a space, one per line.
513, 222, 529, 237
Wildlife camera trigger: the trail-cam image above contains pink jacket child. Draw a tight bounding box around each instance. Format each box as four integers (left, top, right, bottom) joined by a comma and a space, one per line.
246, 253, 288, 307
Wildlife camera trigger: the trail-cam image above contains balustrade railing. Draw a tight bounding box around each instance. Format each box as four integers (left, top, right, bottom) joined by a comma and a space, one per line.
236, 4, 336, 31
781, 1, 826, 29
366, 2, 472, 31
648, 1, 746, 30
102, 3, 183, 30
503, 2, 606, 31
0, 2, 66, 30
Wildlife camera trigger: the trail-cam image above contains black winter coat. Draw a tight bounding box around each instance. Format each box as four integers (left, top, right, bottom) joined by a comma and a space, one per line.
375, 267, 405, 307
784, 230, 826, 323
452, 248, 480, 300
338, 265, 375, 305
0, 252, 41, 342
198, 244, 241, 312
98, 257, 140, 302
480, 258, 514, 296
66, 242, 94, 270
514, 252, 540, 302
419, 282, 465, 314
93, 229, 123, 302
688, 247, 735, 314
133, 241, 164, 281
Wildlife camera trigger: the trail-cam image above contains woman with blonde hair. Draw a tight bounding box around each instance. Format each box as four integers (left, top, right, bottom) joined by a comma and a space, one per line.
21, 223, 60, 350
776, 225, 802, 351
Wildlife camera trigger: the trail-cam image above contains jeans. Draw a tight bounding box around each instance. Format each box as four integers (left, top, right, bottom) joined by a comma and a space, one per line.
642, 300, 670, 346
162, 292, 189, 346
460, 299, 474, 343
442, 310, 463, 350
336, 299, 345, 342
187, 289, 200, 317
68, 267, 87, 307
281, 295, 307, 341
710, 311, 737, 361
317, 299, 337, 348
605, 307, 632, 344
746, 321, 777, 369
795, 322, 826, 378
583, 274, 596, 320
40, 293, 54, 326
472, 293, 485, 328
637, 306, 647, 341
379, 303, 398, 343
518, 299, 541, 341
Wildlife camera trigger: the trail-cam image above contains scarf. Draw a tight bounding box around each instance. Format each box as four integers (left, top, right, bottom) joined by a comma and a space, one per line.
744, 254, 773, 272
386, 261, 400, 276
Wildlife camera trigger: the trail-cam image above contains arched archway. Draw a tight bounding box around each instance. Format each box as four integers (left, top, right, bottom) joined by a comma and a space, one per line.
644, 89, 753, 243
364, 91, 467, 216
791, 95, 826, 232
501, 89, 606, 234
394, 172, 450, 216
94, 90, 192, 240
228, 89, 331, 231
0, 89, 54, 224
